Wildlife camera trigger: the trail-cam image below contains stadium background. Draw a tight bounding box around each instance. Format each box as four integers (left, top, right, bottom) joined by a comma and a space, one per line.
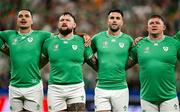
0, 0, 179, 111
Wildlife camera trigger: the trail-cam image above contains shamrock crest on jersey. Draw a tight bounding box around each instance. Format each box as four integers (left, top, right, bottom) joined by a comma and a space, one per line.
72, 45, 78, 50
119, 42, 124, 48
27, 37, 33, 43
163, 46, 168, 52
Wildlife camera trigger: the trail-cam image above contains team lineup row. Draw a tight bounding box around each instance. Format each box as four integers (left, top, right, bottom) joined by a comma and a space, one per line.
0, 9, 180, 112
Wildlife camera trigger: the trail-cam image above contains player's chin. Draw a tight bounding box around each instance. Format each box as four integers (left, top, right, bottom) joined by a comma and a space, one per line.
19, 25, 30, 29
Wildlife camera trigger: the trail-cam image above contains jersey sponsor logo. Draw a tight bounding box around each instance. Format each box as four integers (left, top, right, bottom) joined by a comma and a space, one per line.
163, 46, 168, 52
21, 36, 26, 39
27, 37, 33, 43
119, 42, 124, 48
103, 41, 108, 48
63, 41, 68, 44
154, 43, 158, 46
12, 38, 17, 45
72, 45, 78, 50
111, 39, 116, 42
144, 47, 149, 53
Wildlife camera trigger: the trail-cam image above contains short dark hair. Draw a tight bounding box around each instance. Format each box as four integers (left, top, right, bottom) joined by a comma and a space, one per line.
60, 12, 76, 23
108, 9, 124, 17
17, 9, 33, 17
149, 15, 165, 24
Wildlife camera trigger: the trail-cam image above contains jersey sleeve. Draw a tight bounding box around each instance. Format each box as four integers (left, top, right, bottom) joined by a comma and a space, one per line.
42, 39, 49, 58
129, 46, 138, 63
176, 39, 180, 61
173, 31, 180, 41
0, 31, 7, 41
91, 35, 97, 53
0, 38, 5, 49
84, 46, 93, 60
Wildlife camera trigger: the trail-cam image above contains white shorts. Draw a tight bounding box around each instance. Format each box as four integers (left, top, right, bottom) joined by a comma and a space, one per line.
48, 82, 86, 111
95, 87, 129, 112
9, 81, 44, 112
141, 97, 180, 112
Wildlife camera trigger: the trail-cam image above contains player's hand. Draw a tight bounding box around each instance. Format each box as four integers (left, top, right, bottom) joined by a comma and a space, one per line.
76, 32, 91, 47
133, 37, 143, 45
83, 33, 91, 47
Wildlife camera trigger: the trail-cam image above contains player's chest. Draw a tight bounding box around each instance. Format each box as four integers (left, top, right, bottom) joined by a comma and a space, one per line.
8, 35, 41, 50
138, 43, 177, 61
96, 38, 131, 54
48, 40, 84, 57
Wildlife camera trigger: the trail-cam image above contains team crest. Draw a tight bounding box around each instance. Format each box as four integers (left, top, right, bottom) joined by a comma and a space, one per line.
12, 38, 17, 45
163, 46, 168, 52
27, 37, 33, 43
119, 42, 124, 48
72, 45, 78, 50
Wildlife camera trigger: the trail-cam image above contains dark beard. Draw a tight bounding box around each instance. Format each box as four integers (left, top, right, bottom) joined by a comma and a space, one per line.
59, 28, 73, 36
110, 27, 119, 32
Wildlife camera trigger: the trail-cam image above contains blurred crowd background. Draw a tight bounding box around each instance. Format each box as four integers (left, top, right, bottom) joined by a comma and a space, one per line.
0, 0, 180, 111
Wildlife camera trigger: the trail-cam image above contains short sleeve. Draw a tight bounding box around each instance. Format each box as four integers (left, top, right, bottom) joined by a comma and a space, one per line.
84, 46, 93, 60
129, 46, 138, 63
91, 35, 97, 53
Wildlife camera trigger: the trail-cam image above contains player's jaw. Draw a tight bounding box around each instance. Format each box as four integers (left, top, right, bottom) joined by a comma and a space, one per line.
17, 18, 32, 30
58, 27, 73, 36
148, 26, 164, 35
109, 24, 120, 32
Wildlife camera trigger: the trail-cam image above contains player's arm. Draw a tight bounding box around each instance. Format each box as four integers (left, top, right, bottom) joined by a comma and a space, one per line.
126, 45, 138, 70
133, 36, 143, 45
40, 55, 49, 69
85, 55, 98, 72
125, 57, 137, 70
0, 36, 9, 56
40, 39, 49, 69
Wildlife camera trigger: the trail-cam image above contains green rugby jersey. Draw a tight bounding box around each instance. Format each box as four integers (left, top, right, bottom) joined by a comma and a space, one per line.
0, 30, 51, 87
0, 38, 4, 49
130, 36, 180, 102
92, 31, 133, 90
43, 35, 93, 85
174, 31, 180, 40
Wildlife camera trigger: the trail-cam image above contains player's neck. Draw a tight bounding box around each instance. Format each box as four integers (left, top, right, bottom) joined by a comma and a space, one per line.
148, 33, 164, 40
108, 30, 121, 36
18, 27, 32, 34
59, 32, 74, 39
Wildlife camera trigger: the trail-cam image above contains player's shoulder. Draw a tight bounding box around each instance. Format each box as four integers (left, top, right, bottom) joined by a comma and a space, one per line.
1, 30, 17, 34
164, 35, 177, 42
33, 30, 51, 36
92, 31, 106, 40
44, 35, 57, 43
121, 32, 133, 41
134, 37, 148, 47
74, 34, 83, 39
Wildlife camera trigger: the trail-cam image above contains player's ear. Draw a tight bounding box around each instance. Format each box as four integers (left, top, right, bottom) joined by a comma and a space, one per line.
163, 25, 166, 31
73, 23, 76, 29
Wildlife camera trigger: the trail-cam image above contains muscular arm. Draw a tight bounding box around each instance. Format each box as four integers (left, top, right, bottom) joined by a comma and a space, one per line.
40, 55, 49, 69
1, 43, 9, 56
85, 55, 98, 72
125, 58, 137, 70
